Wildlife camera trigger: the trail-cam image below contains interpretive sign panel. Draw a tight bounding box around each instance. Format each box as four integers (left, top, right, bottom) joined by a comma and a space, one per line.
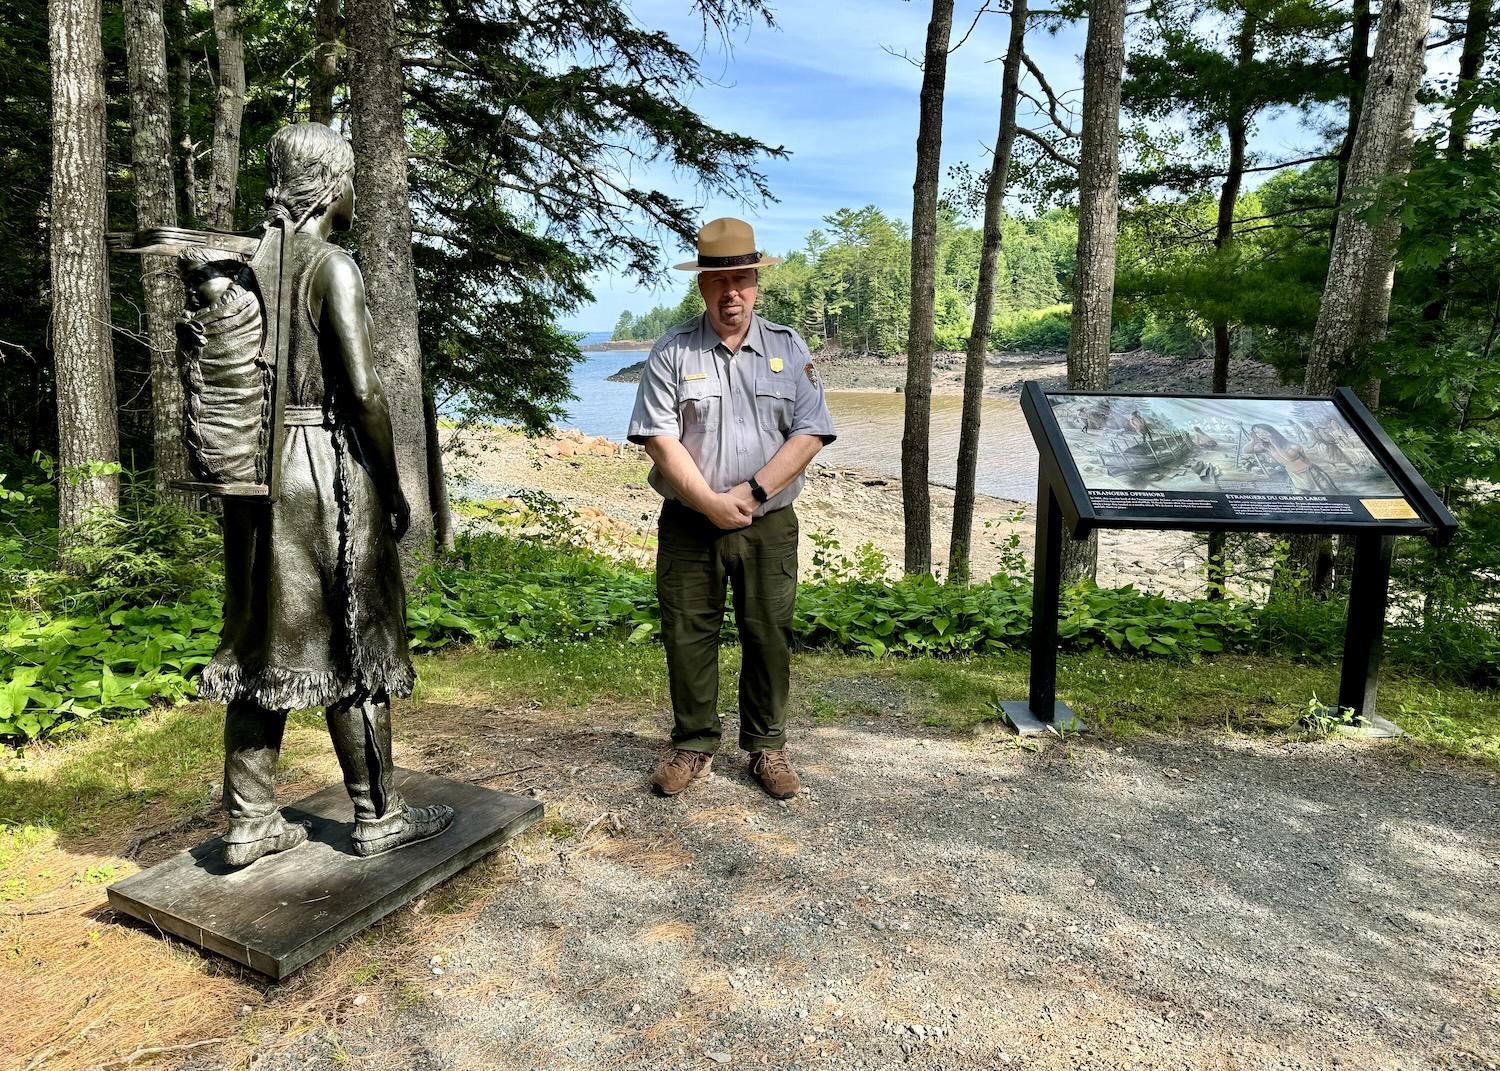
1006, 383, 1458, 737
1021, 385, 1455, 541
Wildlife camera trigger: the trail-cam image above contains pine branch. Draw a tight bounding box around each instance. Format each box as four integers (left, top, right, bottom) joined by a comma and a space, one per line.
1016, 125, 1079, 168
950, 0, 1002, 54
1019, 51, 1078, 134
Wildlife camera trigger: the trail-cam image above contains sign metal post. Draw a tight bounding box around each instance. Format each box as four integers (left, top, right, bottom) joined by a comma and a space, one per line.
1007, 383, 1456, 737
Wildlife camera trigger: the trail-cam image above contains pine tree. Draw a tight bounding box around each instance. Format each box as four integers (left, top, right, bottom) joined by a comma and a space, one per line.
349, 0, 450, 558
902, 0, 955, 577
1064, 0, 1127, 582
124, 0, 190, 499
206, 0, 245, 228
950, 0, 1028, 584
49, 0, 119, 548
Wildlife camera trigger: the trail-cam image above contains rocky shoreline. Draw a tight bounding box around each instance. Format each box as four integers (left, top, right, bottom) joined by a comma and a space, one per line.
606, 359, 647, 382
444, 425, 1211, 597
446, 346, 1300, 599
606, 347, 1295, 399
580, 338, 653, 352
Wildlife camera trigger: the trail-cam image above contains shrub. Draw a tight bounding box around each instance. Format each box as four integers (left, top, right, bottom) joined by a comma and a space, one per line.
991, 305, 1072, 351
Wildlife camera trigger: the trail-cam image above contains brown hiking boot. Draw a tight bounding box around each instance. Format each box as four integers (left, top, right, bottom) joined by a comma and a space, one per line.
748, 749, 800, 799
651, 749, 713, 796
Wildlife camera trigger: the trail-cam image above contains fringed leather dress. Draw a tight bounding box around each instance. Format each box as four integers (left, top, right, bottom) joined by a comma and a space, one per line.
199, 233, 414, 711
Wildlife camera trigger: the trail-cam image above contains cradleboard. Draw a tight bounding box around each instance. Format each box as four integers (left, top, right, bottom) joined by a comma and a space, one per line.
108, 219, 295, 502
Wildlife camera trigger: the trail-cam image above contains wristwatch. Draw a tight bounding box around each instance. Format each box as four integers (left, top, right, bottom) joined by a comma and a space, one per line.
747, 476, 769, 504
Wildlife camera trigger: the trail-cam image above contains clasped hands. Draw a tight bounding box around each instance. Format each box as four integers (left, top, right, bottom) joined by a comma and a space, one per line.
702, 481, 759, 530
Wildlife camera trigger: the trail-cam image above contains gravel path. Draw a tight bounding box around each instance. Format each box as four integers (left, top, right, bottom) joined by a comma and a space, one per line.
246, 700, 1500, 1071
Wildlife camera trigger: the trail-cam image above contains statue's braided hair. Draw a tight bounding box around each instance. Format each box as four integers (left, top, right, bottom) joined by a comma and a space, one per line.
264, 122, 355, 228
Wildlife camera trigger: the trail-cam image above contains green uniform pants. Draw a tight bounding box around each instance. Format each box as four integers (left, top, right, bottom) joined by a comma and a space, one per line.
656, 499, 798, 754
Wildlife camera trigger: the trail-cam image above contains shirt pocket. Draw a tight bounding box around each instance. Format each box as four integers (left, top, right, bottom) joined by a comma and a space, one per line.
754, 375, 795, 434
678, 378, 722, 430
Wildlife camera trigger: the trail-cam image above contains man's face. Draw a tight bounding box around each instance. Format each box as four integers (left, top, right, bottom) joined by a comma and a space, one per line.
698, 268, 758, 336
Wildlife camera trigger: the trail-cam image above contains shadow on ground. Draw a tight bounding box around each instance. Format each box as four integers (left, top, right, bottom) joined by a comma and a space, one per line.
232, 700, 1500, 1071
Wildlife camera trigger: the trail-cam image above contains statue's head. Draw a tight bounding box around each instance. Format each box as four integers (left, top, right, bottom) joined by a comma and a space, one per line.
265, 122, 356, 230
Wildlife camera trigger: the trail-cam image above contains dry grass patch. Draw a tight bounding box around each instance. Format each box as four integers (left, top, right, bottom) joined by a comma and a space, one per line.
641, 919, 695, 945
591, 833, 694, 878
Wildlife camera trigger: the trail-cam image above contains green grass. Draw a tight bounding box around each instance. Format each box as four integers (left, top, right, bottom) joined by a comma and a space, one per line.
789, 647, 1500, 764
415, 641, 670, 712
0, 704, 328, 869
3, 642, 1496, 876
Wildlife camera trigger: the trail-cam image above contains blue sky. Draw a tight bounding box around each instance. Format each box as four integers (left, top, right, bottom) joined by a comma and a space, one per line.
560, 0, 1348, 333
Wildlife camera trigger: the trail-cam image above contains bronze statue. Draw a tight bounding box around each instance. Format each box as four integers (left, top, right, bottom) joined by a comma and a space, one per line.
183, 123, 453, 866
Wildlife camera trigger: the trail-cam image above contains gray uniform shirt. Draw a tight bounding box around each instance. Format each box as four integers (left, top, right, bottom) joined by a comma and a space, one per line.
627, 313, 838, 516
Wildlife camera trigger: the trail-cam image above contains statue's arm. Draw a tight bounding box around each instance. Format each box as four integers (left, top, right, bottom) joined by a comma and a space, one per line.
319, 252, 410, 540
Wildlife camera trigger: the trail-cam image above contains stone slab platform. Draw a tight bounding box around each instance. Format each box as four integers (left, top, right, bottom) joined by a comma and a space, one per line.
107, 768, 542, 979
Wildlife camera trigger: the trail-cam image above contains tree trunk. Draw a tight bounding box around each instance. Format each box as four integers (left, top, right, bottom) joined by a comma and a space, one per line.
901, 0, 955, 577
170, 0, 199, 224
1304, 0, 1431, 398
1288, 0, 1430, 596
1061, 0, 1126, 583
949, 0, 1026, 585
207, 0, 245, 229
425, 389, 455, 552
124, 0, 191, 501
1445, 0, 1490, 160
309, 0, 340, 125
49, 0, 120, 546
1206, 17, 1254, 598
1421, 0, 1490, 324
1334, 0, 1373, 211
349, 0, 441, 564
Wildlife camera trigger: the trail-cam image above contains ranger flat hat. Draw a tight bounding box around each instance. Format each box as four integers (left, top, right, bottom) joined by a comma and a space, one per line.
674, 217, 783, 272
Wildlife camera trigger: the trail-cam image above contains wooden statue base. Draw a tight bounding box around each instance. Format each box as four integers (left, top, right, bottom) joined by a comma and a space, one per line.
107, 768, 542, 979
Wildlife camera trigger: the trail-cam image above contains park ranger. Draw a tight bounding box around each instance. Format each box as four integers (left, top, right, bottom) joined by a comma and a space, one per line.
628, 218, 837, 799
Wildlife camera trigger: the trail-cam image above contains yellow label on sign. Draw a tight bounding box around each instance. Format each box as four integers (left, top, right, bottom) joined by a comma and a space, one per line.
683, 373, 707, 382
1361, 497, 1418, 520
769, 358, 784, 373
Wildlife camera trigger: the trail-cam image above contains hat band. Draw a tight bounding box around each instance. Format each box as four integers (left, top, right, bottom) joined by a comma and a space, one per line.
697, 251, 762, 268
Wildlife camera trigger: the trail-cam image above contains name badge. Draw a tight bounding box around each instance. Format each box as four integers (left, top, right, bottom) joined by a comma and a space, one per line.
683, 373, 707, 382
769, 358, 784, 373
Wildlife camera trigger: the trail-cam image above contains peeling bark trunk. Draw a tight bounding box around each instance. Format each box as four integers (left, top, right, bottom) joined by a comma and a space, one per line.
49, 0, 120, 548
309, 0, 340, 125
125, 0, 191, 500
207, 0, 245, 229
350, 0, 440, 565
901, 0, 955, 577
1062, 0, 1126, 583
949, 0, 1026, 585
1304, 0, 1431, 398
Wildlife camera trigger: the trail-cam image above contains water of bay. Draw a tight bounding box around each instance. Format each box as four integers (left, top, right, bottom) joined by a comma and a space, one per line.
560, 332, 1038, 503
